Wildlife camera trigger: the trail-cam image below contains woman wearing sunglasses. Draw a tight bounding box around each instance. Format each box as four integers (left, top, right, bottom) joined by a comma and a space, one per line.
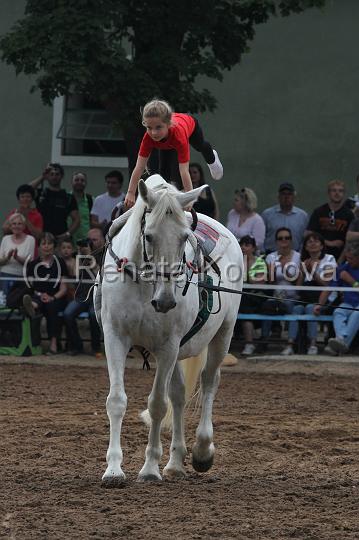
261, 227, 301, 355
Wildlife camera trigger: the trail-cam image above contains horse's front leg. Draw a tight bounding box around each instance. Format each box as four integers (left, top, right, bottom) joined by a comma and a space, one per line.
102, 328, 131, 486
163, 361, 187, 478
138, 349, 177, 482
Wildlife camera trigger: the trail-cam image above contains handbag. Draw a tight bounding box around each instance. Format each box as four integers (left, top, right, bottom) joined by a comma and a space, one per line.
6, 283, 32, 309
260, 298, 289, 315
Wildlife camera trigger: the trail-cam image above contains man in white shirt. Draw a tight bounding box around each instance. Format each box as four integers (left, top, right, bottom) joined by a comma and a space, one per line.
91, 170, 125, 230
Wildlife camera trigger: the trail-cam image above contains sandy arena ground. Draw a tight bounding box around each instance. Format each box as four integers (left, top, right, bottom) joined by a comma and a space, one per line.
1, 353, 359, 539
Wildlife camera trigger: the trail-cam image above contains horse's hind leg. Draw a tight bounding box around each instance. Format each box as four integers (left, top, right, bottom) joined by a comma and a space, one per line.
102, 330, 131, 486
192, 326, 231, 473
163, 362, 187, 478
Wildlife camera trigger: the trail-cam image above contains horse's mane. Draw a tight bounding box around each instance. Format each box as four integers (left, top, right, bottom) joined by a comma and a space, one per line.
126, 176, 187, 239
149, 189, 187, 227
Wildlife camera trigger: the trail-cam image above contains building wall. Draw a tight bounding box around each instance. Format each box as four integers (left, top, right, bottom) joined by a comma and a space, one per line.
0, 0, 358, 223
197, 0, 359, 218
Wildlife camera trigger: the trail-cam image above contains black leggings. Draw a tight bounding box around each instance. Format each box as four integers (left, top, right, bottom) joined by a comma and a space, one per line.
158, 117, 215, 187
32, 296, 67, 338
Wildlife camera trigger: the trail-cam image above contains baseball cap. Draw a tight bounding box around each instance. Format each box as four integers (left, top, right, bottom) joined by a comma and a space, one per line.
278, 182, 295, 193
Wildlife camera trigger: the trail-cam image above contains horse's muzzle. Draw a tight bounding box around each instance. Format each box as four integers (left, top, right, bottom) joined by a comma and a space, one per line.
151, 299, 177, 313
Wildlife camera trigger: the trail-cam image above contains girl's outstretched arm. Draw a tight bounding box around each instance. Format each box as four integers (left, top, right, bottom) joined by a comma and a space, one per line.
125, 155, 149, 207
179, 162, 193, 192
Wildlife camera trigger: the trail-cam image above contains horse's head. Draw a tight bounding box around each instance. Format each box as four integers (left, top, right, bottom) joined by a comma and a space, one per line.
138, 179, 207, 313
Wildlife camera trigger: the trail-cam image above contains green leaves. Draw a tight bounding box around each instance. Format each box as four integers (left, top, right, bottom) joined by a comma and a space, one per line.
0, 0, 327, 121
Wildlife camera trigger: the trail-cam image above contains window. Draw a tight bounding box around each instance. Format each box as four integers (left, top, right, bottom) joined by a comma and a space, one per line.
52, 95, 128, 168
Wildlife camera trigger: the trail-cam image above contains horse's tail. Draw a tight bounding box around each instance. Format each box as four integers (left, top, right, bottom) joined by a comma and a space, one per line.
140, 348, 208, 430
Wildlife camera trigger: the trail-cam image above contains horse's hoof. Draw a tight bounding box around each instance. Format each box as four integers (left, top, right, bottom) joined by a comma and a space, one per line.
192, 454, 214, 473
137, 473, 162, 483
163, 467, 186, 479
101, 474, 126, 488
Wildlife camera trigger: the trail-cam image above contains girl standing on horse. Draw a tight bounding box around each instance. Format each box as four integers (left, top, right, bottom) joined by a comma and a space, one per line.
124, 99, 223, 208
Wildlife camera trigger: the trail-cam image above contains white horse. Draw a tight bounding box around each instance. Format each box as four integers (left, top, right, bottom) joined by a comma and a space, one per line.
96, 175, 243, 484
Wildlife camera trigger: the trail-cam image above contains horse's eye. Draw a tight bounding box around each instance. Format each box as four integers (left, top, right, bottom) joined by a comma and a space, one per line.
145, 234, 153, 243
183, 233, 189, 243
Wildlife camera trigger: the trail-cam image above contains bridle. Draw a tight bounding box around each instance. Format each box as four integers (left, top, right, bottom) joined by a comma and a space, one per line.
107, 207, 200, 284
139, 208, 187, 280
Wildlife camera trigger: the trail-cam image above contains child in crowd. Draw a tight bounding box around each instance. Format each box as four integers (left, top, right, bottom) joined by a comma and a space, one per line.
124, 99, 223, 207
58, 238, 76, 300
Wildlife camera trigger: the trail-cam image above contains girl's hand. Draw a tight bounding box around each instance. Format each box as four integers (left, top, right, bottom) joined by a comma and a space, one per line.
7, 249, 15, 260
13, 248, 19, 261
124, 192, 136, 208
313, 304, 322, 316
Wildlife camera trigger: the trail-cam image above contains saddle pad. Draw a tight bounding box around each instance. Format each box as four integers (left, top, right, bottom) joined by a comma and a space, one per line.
191, 219, 231, 261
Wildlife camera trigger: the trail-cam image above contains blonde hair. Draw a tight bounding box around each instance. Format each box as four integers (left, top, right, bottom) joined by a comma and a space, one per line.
142, 99, 173, 125
9, 212, 26, 225
235, 187, 258, 212
328, 179, 345, 191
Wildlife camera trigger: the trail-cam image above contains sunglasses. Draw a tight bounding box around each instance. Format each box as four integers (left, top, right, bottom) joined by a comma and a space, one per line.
277, 235, 291, 241
329, 210, 335, 225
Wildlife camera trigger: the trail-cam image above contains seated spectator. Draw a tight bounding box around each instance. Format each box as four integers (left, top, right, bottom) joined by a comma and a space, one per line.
306, 179, 354, 262
87, 227, 105, 255
314, 240, 359, 355
226, 188, 265, 252
238, 235, 267, 356
68, 172, 93, 245
91, 170, 125, 231
189, 163, 219, 220
22, 233, 68, 355
261, 183, 308, 254
261, 227, 301, 355
0, 213, 35, 295
31, 162, 80, 241
285, 233, 337, 355
63, 233, 104, 357
345, 174, 359, 217
346, 216, 359, 243
58, 238, 76, 299
3, 184, 43, 241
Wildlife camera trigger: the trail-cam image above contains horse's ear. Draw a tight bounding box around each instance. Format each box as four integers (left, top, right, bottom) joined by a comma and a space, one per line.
138, 179, 160, 208
176, 185, 208, 209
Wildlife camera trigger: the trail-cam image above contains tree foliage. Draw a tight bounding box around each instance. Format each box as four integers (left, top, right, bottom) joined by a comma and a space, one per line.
0, 0, 326, 153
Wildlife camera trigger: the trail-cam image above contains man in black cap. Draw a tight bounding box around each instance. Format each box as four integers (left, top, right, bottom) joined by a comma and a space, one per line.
261, 182, 308, 253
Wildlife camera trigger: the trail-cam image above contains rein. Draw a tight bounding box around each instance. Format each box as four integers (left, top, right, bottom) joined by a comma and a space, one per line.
103, 202, 359, 313
194, 280, 359, 313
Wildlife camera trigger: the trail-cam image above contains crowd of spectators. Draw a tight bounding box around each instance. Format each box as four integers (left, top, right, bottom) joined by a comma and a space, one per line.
0, 161, 359, 358
227, 177, 359, 357
0, 163, 110, 356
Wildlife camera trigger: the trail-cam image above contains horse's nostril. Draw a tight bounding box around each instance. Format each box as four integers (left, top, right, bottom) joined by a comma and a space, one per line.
151, 299, 176, 312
